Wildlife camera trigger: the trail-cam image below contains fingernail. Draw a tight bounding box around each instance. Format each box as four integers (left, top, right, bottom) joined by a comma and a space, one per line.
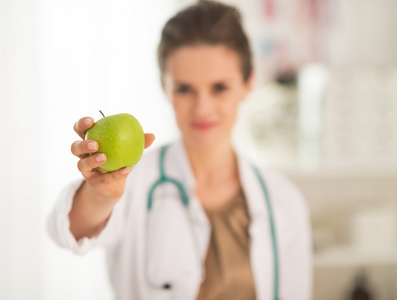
96, 153, 106, 162
120, 168, 130, 175
84, 118, 92, 126
87, 142, 97, 150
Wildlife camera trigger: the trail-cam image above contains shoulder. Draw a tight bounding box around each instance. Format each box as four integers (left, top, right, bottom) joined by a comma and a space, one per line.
260, 168, 303, 198
138, 144, 163, 165
134, 142, 178, 168
255, 166, 311, 251
129, 144, 164, 174
124, 142, 175, 187
120, 145, 166, 210
255, 165, 309, 218
237, 152, 308, 216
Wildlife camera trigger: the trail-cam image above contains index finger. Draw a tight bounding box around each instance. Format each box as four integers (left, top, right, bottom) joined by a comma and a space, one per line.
74, 117, 94, 139
144, 133, 155, 149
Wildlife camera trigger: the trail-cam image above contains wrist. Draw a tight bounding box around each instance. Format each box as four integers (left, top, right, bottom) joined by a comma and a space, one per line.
81, 180, 120, 207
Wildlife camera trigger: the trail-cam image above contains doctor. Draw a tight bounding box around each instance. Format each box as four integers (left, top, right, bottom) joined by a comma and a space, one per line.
48, 1, 312, 299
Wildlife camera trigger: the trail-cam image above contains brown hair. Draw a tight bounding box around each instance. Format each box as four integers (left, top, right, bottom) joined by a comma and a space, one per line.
157, 0, 253, 83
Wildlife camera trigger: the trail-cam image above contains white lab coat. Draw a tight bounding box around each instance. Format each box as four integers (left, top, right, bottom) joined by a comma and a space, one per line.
47, 140, 312, 300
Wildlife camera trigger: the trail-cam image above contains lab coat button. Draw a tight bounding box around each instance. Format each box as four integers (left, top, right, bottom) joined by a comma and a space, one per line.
162, 283, 172, 290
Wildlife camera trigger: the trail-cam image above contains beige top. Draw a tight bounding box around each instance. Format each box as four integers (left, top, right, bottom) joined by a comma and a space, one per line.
196, 189, 256, 300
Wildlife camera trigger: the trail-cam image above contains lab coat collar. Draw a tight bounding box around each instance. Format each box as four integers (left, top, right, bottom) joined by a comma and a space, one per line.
167, 140, 211, 269
238, 155, 273, 300
169, 139, 267, 206
237, 155, 268, 218
168, 139, 268, 221
169, 140, 197, 195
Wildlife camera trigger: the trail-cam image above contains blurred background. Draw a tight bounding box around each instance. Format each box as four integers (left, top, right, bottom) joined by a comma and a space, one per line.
1, 0, 396, 299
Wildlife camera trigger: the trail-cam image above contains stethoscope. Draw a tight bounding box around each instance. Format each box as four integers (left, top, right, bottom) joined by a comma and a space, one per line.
147, 145, 280, 300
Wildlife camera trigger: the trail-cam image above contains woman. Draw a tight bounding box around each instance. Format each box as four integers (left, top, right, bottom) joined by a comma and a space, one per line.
48, 1, 312, 299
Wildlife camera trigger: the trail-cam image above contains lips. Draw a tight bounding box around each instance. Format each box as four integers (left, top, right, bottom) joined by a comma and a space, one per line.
191, 121, 217, 130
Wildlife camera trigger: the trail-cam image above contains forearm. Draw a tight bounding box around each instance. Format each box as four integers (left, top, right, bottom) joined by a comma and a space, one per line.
68, 181, 119, 241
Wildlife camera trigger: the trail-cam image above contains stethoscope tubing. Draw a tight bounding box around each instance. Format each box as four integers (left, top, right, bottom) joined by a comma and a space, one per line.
252, 166, 280, 300
147, 145, 279, 300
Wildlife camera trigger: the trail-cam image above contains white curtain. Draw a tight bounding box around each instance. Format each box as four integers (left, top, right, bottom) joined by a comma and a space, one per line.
0, 0, 179, 299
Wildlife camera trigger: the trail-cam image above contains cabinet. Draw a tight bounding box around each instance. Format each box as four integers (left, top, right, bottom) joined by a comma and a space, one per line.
284, 168, 397, 300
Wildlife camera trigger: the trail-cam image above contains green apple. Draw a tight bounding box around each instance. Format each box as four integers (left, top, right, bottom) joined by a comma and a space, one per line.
85, 111, 145, 172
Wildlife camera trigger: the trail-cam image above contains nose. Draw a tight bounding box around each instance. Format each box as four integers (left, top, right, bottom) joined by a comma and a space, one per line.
192, 91, 214, 117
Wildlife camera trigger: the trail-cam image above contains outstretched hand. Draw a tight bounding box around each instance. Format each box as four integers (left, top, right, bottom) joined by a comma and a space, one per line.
71, 116, 155, 200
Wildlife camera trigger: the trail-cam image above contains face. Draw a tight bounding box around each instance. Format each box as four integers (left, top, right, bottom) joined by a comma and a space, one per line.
163, 45, 253, 150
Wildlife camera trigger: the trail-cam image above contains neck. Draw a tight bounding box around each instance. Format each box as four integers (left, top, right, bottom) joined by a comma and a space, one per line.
183, 139, 238, 185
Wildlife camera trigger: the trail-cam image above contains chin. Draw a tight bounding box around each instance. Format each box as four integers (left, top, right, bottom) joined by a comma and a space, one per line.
183, 132, 228, 150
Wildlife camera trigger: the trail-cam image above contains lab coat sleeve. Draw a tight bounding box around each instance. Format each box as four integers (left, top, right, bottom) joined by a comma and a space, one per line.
276, 175, 313, 300
46, 179, 127, 255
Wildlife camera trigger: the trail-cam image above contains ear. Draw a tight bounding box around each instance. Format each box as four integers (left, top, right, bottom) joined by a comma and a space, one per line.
246, 70, 255, 91
242, 70, 255, 99
162, 74, 173, 102
160, 76, 165, 92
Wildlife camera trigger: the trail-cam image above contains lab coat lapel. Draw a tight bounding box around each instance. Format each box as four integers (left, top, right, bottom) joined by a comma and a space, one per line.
163, 142, 273, 298
238, 156, 273, 300
170, 141, 211, 261
167, 141, 211, 296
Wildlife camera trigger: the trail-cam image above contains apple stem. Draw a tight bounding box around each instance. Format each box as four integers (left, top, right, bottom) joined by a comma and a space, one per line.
99, 110, 105, 118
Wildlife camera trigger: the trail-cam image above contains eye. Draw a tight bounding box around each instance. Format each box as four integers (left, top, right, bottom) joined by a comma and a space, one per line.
176, 84, 192, 94
213, 83, 228, 93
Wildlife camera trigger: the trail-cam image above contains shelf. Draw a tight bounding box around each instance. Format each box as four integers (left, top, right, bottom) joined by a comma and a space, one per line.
272, 166, 397, 218
314, 246, 397, 268
278, 166, 397, 181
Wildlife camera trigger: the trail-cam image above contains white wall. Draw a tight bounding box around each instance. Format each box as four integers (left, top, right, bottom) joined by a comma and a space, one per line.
1, 0, 179, 299
333, 0, 397, 66
0, 0, 43, 298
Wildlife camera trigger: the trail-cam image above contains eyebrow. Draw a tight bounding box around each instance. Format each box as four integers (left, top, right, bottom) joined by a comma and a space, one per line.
174, 78, 234, 86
